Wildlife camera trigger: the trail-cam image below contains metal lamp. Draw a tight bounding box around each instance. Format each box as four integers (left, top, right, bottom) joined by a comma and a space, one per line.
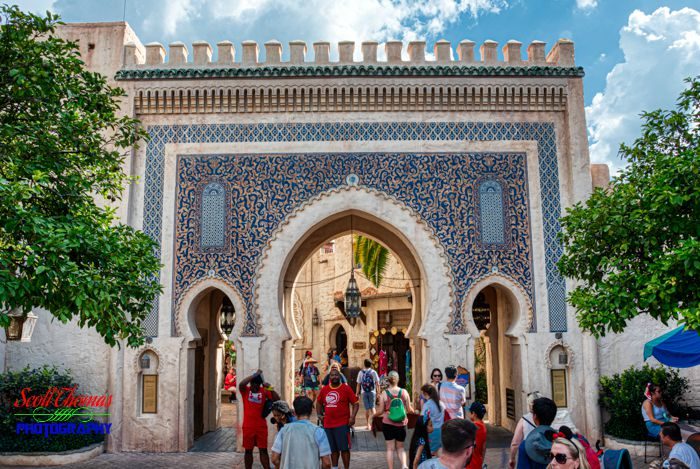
220, 298, 235, 336
472, 293, 491, 331
344, 216, 362, 326
345, 272, 361, 326
5, 309, 38, 342
140, 353, 151, 370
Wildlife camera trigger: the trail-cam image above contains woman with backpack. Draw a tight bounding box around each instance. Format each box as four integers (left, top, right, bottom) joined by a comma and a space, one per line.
377, 370, 415, 469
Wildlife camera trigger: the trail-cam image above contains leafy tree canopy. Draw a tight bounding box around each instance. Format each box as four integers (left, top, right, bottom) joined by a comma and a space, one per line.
558, 77, 700, 336
0, 6, 161, 347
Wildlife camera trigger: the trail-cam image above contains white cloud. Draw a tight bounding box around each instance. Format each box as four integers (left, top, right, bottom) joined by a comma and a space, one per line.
102, 0, 506, 59
585, 7, 700, 173
576, 0, 597, 10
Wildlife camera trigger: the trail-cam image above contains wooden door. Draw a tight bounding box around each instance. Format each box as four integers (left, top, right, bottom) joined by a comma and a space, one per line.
194, 346, 204, 439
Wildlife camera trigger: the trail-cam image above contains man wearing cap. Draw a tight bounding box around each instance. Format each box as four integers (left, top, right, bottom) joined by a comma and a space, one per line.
239, 369, 280, 469
418, 418, 477, 468
517, 397, 557, 469
467, 402, 487, 469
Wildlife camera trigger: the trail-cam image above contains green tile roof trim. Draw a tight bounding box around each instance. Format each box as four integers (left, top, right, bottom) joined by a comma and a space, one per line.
115, 64, 585, 81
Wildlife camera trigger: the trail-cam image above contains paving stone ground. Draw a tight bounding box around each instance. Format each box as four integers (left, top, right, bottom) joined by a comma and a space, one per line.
4, 403, 653, 468
5, 446, 654, 468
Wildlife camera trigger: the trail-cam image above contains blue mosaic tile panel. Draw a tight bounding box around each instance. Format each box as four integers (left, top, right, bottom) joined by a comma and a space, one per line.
479, 180, 506, 245
141, 122, 568, 336
201, 183, 226, 249
176, 152, 532, 336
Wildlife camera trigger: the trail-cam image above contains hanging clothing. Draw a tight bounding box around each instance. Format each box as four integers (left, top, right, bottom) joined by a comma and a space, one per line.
378, 350, 388, 377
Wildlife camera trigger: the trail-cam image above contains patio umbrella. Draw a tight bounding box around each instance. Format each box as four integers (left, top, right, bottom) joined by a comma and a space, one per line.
643, 325, 700, 368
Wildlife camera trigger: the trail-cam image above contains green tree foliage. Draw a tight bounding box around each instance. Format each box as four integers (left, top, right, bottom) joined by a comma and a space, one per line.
558, 77, 700, 336
0, 365, 105, 451
0, 6, 161, 347
599, 365, 689, 440
353, 235, 389, 288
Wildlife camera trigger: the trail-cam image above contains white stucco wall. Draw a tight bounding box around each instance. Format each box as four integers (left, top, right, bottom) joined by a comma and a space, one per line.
598, 315, 700, 407
5, 311, 111, 395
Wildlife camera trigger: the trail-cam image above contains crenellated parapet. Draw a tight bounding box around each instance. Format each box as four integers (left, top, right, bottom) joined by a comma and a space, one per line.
120, 38, 583, 115
119, 38, 582, 80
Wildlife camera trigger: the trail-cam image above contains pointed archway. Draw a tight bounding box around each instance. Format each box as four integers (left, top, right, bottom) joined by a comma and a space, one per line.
253, 186, 462, 400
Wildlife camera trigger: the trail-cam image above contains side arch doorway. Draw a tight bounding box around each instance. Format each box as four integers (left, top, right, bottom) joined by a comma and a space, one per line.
468, 278, 529, 432
330, 324, 348, 359
175, 280, 243, 452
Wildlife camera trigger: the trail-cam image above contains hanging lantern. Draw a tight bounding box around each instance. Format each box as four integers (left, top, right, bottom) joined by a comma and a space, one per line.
344, 271, 361, 326
344, 216, 362, 327
5, 309, 38, 342
219, 298, 236, 336
472, 292, 491, 331
140, 353, 151, 370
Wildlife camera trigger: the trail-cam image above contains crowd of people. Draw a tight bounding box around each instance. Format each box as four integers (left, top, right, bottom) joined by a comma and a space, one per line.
232, 357, 698, 469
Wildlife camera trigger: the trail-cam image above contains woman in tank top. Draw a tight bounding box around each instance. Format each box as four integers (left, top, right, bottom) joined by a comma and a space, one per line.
642, 383, 678, 437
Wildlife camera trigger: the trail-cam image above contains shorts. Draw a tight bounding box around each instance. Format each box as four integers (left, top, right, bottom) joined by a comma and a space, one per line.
325, 425, 351, 452
361, 391, 376, 410
302, 379, 319, 391
382, 423, 407, 442
242, 426, 268, 450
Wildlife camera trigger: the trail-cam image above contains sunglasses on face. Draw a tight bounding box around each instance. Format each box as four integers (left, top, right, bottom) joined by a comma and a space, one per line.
549, 453, 570, 464
432, 375, 442, 379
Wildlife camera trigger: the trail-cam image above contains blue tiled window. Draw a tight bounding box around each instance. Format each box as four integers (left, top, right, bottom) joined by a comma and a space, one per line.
201, 182, 225, 249
479, 180, 505, 245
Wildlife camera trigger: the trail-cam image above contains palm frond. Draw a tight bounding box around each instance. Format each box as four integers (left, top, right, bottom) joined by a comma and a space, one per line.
353, 235, 389, 288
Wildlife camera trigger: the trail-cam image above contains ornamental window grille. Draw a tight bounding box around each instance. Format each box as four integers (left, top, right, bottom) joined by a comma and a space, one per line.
201, 182, 226, 249
479, 180, 505, 245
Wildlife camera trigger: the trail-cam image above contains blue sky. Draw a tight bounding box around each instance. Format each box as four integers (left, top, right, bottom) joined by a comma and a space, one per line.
16, 0, 700, 171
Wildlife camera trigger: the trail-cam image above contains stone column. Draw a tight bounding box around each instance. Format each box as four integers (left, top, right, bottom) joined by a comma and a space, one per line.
582, 333, 602, 439
445, 333, 470, 370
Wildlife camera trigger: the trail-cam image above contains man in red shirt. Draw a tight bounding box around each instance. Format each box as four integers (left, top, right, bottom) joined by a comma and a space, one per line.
467, 401, 488, 469
316, 368, 359, 469
238, 369, 280, 469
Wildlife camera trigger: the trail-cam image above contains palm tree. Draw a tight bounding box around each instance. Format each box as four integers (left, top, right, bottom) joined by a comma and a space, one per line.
353, 235, 389, 288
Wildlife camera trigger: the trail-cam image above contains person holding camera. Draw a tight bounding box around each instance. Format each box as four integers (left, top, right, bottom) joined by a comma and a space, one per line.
239, 369, 280, 469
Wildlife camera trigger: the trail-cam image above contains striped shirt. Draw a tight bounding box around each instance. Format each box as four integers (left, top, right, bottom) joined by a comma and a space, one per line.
439, 381, 466, 418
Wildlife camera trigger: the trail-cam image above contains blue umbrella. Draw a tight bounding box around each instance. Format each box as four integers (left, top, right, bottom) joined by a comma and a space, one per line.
644, 325, 700, 368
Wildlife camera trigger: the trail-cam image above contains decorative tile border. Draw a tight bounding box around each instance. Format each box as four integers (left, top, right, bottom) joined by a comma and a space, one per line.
142, 122, 567, 336
116, 65, 585, 81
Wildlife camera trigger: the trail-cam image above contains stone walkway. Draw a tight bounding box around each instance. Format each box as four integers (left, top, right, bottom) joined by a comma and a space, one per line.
3, 402, 655, 469
5, 447, 655, 468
